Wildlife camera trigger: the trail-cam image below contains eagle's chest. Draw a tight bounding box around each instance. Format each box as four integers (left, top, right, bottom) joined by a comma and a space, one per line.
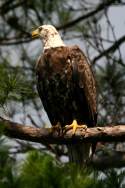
42, 61, 73, 101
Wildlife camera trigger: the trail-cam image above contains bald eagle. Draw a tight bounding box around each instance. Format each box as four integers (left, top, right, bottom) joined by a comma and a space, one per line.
32, 25, 97, 165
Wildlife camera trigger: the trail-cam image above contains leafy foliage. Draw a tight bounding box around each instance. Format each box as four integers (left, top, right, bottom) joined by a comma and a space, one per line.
0, 147, 125, 188
19, 150, 102, 188
97, 60, 125, 124
0, 137, 19, 188
0, 60, 37, 106
103, 169, 125, 188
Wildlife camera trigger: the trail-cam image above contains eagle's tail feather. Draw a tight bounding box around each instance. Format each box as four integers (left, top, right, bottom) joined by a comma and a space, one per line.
67, 143, 92, 165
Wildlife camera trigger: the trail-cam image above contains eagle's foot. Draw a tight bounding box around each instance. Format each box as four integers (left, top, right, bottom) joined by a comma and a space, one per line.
65, 120, 87, 135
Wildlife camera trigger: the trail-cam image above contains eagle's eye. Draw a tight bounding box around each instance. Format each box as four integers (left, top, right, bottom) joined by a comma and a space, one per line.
38, 26, 43, 32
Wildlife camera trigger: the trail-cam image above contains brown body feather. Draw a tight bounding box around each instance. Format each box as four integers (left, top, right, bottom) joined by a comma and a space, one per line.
36, 45, 97, 164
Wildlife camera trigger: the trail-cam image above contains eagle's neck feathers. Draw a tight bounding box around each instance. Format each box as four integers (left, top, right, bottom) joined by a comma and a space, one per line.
42, 34, 65, 50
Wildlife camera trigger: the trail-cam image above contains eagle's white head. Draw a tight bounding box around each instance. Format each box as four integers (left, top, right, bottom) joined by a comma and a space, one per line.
32, 25, 65, 50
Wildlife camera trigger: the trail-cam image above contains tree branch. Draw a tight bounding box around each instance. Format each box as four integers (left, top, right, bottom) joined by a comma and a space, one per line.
2, 117, 125, 168
0, 38, 31, 45
1, 117, 125, 144
92, 151, 125, 169
92, 35, 125, 64
57, 0, 117, 30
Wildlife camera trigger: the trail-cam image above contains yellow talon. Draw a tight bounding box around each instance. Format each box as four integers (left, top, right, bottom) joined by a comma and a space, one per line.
65, 120, 87, 135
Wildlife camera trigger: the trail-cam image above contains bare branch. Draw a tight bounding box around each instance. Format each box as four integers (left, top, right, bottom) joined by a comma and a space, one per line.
57, 0, 117, 30
92, 151, 125, 169
92, 35, 125, 64
2, 117, 125, 168
0, 38, 31, 45
1, 117, 125, 144
0, 0, 25, 14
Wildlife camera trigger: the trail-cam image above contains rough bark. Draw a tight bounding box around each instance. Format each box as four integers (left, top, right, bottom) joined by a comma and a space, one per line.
1, 117, 125, 168
1, 117, 125, 144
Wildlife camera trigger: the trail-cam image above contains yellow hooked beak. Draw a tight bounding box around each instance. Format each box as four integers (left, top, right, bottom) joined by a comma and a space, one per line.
31, 29, 39, 38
